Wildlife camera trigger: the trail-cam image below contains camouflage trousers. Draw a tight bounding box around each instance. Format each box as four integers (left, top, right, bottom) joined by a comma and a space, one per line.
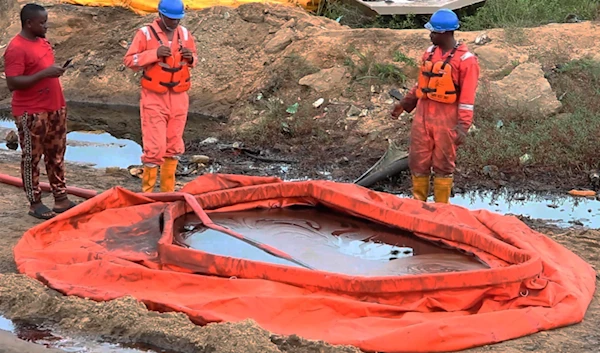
15, 108, 68, 205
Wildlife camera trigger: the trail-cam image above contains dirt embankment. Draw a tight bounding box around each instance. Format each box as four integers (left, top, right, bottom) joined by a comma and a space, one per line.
1, 0, 600, 192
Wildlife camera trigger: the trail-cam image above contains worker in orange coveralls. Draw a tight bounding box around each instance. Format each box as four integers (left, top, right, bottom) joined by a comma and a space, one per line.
124, 0, 197, 192
392, 9, 480, 204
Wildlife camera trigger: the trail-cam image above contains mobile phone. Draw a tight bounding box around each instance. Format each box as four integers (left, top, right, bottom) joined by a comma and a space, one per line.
63, 58, 73, 68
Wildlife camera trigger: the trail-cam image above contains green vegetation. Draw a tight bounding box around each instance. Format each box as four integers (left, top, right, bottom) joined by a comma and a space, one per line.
344, 46, 410, 84
315, 0, 600, 31
393, 51, 417, 67
459, 58, 600, 171
459, 0, 599, 30
492, 59, 520, 79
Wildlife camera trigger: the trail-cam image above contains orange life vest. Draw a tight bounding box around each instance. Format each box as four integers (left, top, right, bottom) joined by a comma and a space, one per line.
140, 25, 191, 94
416, 44, 459, 104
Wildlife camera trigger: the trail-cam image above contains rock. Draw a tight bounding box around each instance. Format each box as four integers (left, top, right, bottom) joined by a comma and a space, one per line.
295, 18, 319, 31
190, 155, 211, 164
282, 19, 296, 28
264, 28, 295, 54
265, 17, 285, 27
312, 98, 324, 108
484, 63, 561, 118
474, 45, 509, 71
346, 105, 361, 117
5, 130, 17, 144
298, 67, 346, 93
237, 3, 265, 23
474, 32, 491, 45
200, 137, 219, 145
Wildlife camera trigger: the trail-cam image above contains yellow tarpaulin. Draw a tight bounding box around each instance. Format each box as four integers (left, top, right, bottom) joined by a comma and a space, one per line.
61, 0, 319, 15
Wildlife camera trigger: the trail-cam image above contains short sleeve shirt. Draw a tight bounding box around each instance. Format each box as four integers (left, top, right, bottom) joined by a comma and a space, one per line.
3, 34, 65, 116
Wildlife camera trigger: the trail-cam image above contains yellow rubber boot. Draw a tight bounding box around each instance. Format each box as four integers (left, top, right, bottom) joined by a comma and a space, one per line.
433, 176, 453, 204
160, 158, 178, 192
411, 175, 430, 201
142, 166, 158, 193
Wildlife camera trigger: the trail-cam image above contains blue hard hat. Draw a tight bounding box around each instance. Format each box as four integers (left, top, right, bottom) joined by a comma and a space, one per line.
158, 0, 185, 19
425, 9, 460, 32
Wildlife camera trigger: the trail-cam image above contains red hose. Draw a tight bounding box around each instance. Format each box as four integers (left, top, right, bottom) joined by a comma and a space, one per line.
0, 174, 98, 199
0, 172, 313, 270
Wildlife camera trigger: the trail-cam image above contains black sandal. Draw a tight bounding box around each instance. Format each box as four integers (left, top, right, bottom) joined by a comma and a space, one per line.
52, 200, 78, 214
28, 204, 56, 220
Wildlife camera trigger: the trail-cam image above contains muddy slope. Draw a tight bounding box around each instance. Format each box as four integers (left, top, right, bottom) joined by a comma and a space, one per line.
3, 0, 599, 115
1, 1, 599, 139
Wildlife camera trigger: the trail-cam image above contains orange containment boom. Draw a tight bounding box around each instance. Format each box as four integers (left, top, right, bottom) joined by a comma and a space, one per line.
13, 174, 596, 352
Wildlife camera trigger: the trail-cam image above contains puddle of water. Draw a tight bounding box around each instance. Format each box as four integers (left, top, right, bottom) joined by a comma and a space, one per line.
176, 206, 487, 276
32, 337, 159, 353
400, 190, 600, 228
0, 120, 142, 169
0, 315, 14, 331
1, 315, 169, 353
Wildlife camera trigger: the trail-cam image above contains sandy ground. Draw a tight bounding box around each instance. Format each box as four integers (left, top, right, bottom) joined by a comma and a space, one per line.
0, 148, 598, 353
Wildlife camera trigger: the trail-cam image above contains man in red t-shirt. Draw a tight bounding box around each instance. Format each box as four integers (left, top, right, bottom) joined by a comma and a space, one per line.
3, 3, 76, 219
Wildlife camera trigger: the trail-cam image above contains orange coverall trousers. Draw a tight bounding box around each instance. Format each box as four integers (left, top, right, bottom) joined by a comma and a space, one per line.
140, 88, 188, 167
408, 99, 460, 177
